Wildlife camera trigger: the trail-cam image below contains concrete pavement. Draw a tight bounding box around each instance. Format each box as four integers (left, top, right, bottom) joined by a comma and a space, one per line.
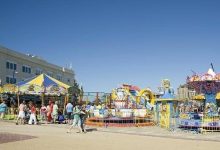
0, 121, 220, 150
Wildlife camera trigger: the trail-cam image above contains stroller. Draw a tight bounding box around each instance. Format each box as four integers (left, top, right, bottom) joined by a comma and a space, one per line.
24, 110, 30, 124
57, 111, 66, 124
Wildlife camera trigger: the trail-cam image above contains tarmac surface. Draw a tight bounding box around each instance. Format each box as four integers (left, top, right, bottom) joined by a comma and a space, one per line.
1, 120, 220, 150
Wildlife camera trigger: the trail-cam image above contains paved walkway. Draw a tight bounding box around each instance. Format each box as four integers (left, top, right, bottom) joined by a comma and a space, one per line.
98, 126, 220, 142
1, 120, 220, 150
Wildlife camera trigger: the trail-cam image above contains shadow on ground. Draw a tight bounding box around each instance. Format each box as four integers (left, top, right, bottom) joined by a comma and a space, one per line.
0, 133, 37, 144
86, 128, 98, 132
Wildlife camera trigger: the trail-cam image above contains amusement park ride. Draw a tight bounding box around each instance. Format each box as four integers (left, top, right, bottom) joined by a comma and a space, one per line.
86, 84, 156, 127
179, 67, 220, 131
86, 80, 176, 127
85, 66, 220, 131
188, 68, 220, 113
111, 84, 155, 109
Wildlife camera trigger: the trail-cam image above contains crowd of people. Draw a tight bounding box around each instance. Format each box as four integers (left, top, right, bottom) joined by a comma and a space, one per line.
0, 98, 94, 133
1, 98, 220, 134
15, 100, 38, 125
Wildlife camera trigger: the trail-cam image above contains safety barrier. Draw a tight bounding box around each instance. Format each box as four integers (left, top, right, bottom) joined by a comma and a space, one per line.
200, 115, 220, 133
86, 116, 155, 127
170, 113, 220, 133
86, 108, 155, 127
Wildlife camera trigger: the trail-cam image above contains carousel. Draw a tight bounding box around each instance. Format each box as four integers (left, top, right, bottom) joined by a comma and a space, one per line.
0, 74, 70, 120
17, 73, 70, 107
179, 68, 220, 132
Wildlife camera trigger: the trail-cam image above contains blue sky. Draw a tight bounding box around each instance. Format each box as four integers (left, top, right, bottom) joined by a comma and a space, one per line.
0, 0, 220, 92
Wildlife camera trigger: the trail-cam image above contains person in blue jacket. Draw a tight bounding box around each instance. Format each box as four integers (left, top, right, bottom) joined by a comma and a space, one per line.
0, 100, 8, 119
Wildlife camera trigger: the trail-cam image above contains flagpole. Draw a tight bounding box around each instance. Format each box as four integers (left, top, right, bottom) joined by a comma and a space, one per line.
211, 63, 215, 72
17, 92, 20, 109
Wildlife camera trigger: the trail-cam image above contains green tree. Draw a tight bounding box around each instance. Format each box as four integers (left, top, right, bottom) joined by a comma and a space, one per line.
68, 80, 81, 104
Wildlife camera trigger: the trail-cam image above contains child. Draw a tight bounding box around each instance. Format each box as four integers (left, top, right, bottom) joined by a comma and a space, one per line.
58, 110, 65, 124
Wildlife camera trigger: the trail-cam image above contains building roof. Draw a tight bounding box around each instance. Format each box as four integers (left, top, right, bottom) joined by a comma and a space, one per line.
0, 45, 74, 75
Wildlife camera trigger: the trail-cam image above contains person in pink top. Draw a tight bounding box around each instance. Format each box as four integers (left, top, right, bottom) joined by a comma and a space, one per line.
47, 100, 53, 123
16, 101, 26, 125
40, 104, 47, 122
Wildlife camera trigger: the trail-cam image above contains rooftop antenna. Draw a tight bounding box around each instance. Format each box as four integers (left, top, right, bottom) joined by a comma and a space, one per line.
191, 70, 197, 75
211, 63, 215, 72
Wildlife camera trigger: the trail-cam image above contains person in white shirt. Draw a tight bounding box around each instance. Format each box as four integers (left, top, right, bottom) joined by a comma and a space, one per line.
66, 102, 73, 124
52, 101, 59, 123
16, 101, 26, 125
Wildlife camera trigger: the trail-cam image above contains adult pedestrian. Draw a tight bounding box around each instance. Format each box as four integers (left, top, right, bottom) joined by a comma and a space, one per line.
67, 104, 82, 133
40, 104, 47, 122
16, 101, 26, 125
0, 100, 7, 119
46, 100, 53, 123
89, 103, 95, 118
66, 101, 73, 124
52, 101, 59, 123
28, 102, 37, 125
80, 104, 87, 133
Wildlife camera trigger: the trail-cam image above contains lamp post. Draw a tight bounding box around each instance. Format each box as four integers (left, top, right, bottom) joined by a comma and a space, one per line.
12, 70, 18, 107
0, 79, 3, 102
12, 70, 18, 84
12, 70, 19, 109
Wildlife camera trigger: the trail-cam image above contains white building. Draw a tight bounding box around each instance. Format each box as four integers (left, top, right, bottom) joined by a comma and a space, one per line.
177, 84, 196, 101
0, 45, 75, 85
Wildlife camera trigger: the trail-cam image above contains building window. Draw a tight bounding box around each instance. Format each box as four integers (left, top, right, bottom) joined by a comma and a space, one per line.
6, 62, 10, 69
6, 61, 17, 70
67, 78, 70, 83
56, 74, 62, 81
14, 64, 17, 70
22, 66, 25, 72
22, 65, 31, 74
28, 68, 31, 73
6, 76, 16, 84
10, 63, 13, 69
6, 76, 9, 83
35, 68, 42, 75
47, 71, 53, 77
